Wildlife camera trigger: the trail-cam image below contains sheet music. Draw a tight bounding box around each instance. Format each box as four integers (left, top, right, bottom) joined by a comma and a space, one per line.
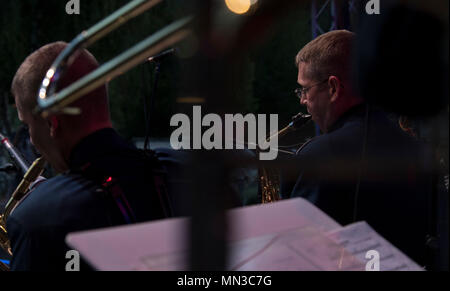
227, 226, 364, 271
136, 226, 364, 271
66, 198, 421, 271
326, 221, 424, 271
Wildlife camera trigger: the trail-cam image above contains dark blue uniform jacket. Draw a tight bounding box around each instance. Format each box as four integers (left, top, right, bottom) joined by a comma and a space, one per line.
286, 104, 432, 266
7, 128, 166, 270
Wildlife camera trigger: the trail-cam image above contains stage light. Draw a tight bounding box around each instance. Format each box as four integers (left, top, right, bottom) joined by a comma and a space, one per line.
225, 0, 252, 15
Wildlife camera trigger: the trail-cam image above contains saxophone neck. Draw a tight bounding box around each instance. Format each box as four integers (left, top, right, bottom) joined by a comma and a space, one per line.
3, 157, 46, 222
265, 112, 312, 143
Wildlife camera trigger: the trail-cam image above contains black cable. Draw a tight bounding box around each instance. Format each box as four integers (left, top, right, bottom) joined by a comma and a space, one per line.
142, 65, 150, 149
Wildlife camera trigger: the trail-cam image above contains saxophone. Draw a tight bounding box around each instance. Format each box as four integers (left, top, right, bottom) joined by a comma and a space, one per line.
0, 133, 46, 270
260, 112, 311, 203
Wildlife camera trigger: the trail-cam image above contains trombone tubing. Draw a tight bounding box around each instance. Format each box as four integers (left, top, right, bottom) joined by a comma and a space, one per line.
36, 0, 164, 114
35, 16, 192, 117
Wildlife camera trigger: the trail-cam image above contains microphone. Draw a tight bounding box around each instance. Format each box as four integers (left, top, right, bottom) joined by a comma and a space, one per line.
147, 48, 177, 62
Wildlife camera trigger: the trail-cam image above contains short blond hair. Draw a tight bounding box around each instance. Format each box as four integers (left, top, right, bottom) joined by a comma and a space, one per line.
295, 30, 355, 82
12, 41, 109, 122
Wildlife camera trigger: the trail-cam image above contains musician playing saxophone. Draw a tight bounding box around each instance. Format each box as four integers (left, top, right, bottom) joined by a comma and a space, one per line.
8, 42, 167, 270
286, 30, 432, 267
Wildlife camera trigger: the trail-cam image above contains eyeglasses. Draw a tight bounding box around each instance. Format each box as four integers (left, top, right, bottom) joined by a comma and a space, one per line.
294, 78, 329, 99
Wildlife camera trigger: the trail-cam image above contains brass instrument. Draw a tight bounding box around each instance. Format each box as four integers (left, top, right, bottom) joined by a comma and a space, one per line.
260, 166, 281, 203
34, 0, 193, 117
0, 133, 46, 270
0, 158, 46, 255
260, 112, 311, 203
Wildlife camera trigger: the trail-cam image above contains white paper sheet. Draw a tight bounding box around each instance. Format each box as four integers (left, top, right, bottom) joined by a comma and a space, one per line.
66, 198, 420, 271
326, 221, 424, 271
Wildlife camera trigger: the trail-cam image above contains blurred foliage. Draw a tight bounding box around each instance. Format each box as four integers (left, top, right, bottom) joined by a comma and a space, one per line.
250, 5, 311, 124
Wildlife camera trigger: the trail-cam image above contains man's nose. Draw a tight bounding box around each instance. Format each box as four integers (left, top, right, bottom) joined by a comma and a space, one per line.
300, 95, 307, 105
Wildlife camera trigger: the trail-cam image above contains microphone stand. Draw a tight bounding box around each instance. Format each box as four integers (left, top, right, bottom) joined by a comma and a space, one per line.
143, 48, 176, 150
143, 60, 161, 151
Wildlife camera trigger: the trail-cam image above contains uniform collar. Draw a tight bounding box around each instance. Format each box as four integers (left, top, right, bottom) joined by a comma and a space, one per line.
68, 128, 130, 169
327, 103, 368, 133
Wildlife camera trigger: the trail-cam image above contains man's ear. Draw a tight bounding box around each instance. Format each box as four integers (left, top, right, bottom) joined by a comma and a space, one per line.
328, 76, 341, 103
48, 116, 59, 138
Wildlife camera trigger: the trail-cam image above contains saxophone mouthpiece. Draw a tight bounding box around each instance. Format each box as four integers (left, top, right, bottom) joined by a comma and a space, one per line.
290, 112, 312, 129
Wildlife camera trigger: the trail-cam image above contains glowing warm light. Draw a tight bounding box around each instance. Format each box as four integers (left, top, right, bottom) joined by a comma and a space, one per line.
42, 78, 50, 87
46, 69, 55, 79
225, 0, 251, 14
39, 89, 46, 99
